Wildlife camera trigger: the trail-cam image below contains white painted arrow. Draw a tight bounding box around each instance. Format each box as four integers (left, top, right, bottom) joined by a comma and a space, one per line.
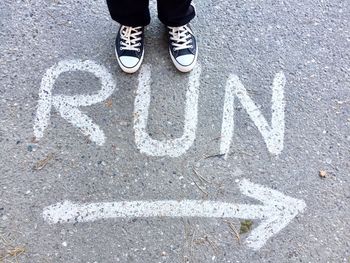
42, 179, 306, 250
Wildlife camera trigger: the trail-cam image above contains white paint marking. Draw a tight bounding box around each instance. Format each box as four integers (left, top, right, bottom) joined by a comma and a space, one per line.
43, 179, 306, 250
33, 60, 116, 145
133, 64, 201, 157
220, 75, 236, 158
220, 72, 286, 157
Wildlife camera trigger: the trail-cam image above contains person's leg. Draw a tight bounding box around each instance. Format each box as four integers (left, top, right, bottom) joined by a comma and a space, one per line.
106, 0, 150, 73
106, 0, 151, 26
157, 0, 195, 27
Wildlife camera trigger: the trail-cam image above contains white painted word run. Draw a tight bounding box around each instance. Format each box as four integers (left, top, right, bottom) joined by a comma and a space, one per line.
43, 179, 306, 251
34, 59, 286, 157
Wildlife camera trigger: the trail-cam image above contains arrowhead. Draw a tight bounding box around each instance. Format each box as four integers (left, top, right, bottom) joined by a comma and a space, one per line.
239, 179, 306, 250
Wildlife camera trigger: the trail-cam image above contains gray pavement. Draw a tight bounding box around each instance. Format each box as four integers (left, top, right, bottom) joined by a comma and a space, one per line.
1, 0, 350, 262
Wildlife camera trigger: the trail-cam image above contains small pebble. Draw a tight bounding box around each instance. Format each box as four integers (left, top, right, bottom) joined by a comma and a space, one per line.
319, 170, 327, 178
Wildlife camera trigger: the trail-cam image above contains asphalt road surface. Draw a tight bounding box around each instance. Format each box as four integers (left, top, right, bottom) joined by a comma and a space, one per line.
1, 0, 349, 262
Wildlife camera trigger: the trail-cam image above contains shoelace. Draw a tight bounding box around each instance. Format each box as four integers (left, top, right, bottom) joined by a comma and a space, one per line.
120, 26, 143, 52
168, 25, 193, 51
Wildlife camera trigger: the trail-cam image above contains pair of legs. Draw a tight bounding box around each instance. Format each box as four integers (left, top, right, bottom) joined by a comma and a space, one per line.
106, 0, 198, 73
106, 0, 196, 27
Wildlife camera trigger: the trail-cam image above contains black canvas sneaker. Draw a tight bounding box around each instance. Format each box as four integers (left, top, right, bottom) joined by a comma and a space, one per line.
168, 24, 198, 72
115, 25, 145, 74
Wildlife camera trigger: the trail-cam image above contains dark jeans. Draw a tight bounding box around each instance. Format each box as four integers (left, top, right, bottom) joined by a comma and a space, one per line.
106, 0, 195, 27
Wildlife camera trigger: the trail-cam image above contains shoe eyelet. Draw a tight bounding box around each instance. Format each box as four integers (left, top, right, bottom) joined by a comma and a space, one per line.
137, 48, 140, 52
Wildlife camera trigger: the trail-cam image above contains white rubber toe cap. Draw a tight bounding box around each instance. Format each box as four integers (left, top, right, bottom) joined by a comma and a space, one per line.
119, 56, 140, 68
176, 54, 195, 66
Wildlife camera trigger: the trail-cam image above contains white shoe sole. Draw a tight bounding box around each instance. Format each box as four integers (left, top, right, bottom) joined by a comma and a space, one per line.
169, 45, 198, 73
115, 47, 144, 74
